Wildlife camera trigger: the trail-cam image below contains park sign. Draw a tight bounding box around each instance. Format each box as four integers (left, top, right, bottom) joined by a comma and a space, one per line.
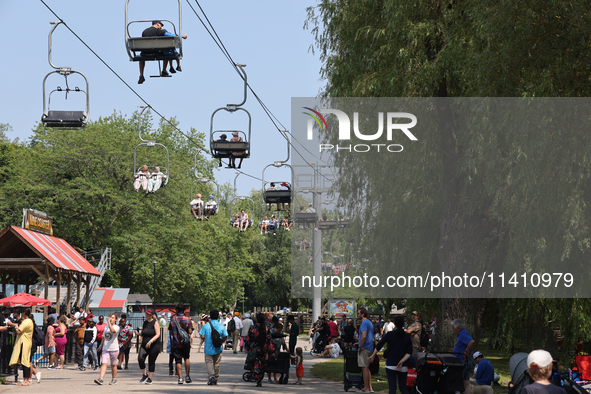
21, 208, 53, 236
330, 300, 355, 319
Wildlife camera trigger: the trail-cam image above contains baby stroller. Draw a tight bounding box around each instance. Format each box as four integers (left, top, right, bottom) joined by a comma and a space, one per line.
414, 352, 465, 394
224, 335, 233, 350
267, 352, 291, 384
507, 352, 533, 394
343, 348, 364, 392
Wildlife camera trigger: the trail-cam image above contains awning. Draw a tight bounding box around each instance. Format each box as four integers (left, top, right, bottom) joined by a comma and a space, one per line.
6, 226, 101, 276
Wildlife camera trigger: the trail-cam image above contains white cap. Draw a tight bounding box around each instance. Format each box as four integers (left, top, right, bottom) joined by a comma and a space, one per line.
527, 349, 553, 369
473, 351, 483, 359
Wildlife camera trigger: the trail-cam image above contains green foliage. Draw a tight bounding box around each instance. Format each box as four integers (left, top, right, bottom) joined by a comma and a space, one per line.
306, 0, 591, 353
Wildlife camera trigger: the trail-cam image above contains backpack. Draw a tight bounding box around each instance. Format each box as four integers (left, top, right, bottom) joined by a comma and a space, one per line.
33, 325, 45, 347
209, 322, 224, 348
227, 318, 236, 333
173, 316, 191, 347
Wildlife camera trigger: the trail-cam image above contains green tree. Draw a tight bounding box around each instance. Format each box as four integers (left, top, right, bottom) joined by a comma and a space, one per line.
306, 0, 591, 352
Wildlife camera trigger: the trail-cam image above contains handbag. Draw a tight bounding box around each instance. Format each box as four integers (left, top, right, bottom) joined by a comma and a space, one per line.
173, 316, 191, 346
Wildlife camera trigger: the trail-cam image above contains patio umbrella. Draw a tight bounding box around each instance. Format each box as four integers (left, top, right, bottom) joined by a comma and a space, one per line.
0, 292, 51, 307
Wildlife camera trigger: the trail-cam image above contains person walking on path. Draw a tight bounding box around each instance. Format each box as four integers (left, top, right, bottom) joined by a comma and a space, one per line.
54, 315, 68, 369
75, 316, 87, 370
368, 315, 412, 394
82, 317, 98, 371
169, 303, 193, 384
452, 318, 475, 394
117, 315, 133, 370
240, 313, 252, 352
9, 308, 34, 386
357, 307, 374, 393
95, 315, 106, 366
230, 312, 243, 354
287, 315, 299, 365
138, 308, 161, 385
246, 313, 273, 387
37, 316, 56, 369
199, 310, 228, 385
94, 313, 119, 385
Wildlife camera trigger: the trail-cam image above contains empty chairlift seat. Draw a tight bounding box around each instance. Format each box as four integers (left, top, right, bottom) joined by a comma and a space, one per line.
42, 110, 88, 128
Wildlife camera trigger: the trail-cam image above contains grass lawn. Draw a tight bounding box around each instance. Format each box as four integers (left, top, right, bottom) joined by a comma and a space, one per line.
311, 348, 513, 393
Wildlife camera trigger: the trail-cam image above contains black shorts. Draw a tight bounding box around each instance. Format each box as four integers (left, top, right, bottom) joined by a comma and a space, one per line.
172, 347, 191, 364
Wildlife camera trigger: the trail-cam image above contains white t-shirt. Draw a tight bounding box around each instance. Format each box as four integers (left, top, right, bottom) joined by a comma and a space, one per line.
73, 311, 87, 326
102, 324, 120, 352
190, 198, 203, 207
383, 322, 395, 334
205, 200, 217, 209
331, 343, 341, 358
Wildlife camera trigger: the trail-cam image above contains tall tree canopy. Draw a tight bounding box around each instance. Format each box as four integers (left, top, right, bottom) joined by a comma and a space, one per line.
307, 0, 591, 352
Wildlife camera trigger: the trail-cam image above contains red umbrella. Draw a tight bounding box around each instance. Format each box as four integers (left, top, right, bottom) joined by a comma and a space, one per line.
0, 292, 51, 307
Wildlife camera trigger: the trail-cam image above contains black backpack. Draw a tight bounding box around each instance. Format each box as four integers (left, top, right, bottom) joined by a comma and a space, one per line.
209, 322, 224, 348
33, 325, 45, 347
227, 318, 236, 333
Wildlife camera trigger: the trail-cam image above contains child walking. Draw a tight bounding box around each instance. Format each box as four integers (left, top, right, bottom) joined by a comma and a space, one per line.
292, 347, 304, 385
94, 313, 120, 385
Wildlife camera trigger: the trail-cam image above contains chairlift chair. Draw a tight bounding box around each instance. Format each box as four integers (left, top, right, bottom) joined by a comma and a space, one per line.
41, 21, 89, 128
133, 106, 170, 191
209, 65, 251, 162
229, 196, 255, 230
125, 0, 183, 77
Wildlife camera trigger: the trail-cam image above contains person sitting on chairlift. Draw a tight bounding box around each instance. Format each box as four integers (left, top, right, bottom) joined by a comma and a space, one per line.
134, 165, 151, 192
260, 216, 270, 235
138, 21, 187, 84
232, 214, 240, 228
190, 193, 204, 220
229, 132, 245, 169
268, 215, 278, 235
147, 167, 166, 193
204, 195, 217, 220
239, 210, 250, 232
280, 182, 290, 211
215, 134, 229, 167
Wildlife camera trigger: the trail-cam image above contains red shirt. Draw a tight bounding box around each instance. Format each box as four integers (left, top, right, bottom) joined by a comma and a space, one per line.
95, 322, 107, 341
328, 321, 339, 338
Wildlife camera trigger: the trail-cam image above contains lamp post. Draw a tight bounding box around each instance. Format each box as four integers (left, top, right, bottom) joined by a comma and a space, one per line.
153, 259, 156, 307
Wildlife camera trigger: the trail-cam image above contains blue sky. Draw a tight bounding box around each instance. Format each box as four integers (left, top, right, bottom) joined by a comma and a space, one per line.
1, 0, 324, 196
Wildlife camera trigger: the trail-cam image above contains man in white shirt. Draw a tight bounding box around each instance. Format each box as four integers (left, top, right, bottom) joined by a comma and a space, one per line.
240, 313, 252, 352
74, 307, 87, 327
382, 317, 395, 336
230, 312, 243, 354
159, 314, 167, 327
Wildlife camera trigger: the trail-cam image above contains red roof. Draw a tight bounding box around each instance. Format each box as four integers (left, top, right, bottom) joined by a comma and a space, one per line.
90, 288, 128, 309
9, 226, 101, 276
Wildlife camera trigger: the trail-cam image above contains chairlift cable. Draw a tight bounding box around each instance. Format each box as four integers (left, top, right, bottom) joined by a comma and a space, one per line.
39, 0, 205, 152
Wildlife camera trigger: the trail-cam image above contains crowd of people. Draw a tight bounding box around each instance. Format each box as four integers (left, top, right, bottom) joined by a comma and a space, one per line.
1, 304, 565, 393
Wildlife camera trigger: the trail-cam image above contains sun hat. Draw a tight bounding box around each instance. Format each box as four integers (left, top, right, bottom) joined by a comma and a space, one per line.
527, 349, 553, 369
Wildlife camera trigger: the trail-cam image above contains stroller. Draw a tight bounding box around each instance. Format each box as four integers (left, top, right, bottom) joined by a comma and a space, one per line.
343, 348, 364, 392
508, 352, 533, 394
414, 352, 465, 394
224, 335, 233, 350
267, 352, 291, 384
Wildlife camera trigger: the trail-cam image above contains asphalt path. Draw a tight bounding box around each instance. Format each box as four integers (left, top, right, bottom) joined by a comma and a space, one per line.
0, 338, 345, 393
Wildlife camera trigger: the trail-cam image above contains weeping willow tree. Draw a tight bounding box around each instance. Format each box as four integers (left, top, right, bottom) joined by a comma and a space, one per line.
306, 0, 591, 352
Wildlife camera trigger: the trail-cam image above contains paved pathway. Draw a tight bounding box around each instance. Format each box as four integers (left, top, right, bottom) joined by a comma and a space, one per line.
0, 339, 344, 393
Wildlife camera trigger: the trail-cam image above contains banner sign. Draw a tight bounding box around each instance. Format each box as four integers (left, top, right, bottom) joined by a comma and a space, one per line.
22, 209, 53, 236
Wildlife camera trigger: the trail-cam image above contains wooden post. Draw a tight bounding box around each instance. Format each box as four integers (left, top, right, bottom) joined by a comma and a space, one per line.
44, 263, 50, 302
84, 275, 91, 312
66, 272, 72, 314
56, 270, 62, 315
75, 275, 81, 308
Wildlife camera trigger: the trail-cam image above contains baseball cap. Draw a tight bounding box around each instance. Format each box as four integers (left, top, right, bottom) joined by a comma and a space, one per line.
145, 308, 155, 316
152, 20, 164, 26
527, 349, 553, 369
411, 311, 418, 315
473, 351, 483, 359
